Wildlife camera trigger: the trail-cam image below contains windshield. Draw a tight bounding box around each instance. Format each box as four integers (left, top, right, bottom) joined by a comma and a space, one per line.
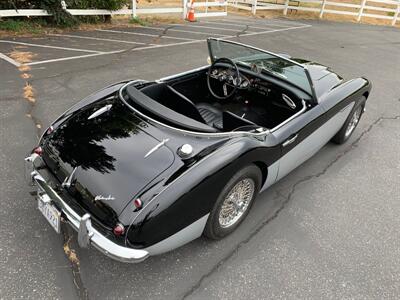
208, 39, 314, 96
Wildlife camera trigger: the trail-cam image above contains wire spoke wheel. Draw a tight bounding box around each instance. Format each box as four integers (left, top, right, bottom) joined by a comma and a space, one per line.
218, 178, 255, 228
345, 106, 362, 138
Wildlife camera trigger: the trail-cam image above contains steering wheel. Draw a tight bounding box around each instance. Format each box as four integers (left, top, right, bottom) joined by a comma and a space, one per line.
207, 57, 240, 100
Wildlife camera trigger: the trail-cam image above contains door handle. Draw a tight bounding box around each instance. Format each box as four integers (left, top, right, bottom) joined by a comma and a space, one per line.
282, 134, 298, 147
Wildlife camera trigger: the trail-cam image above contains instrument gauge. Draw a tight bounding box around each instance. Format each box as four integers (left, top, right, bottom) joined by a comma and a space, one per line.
241, 80, 249, 88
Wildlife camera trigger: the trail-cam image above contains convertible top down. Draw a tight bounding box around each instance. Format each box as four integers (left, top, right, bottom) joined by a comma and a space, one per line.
25, 39, 371, 262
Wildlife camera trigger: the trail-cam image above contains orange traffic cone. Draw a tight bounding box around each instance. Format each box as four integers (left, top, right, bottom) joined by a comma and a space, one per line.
186, 1, 196, 22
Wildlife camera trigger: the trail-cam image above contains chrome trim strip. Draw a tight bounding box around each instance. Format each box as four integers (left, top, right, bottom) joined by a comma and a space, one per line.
27, 156, 149, 263
282, 134, 298, 147
87, 104, 112, 120
144, 138, 169, 158
208, 38, 306, 68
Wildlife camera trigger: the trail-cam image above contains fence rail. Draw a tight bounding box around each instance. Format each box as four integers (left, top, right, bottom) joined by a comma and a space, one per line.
0, 0, 228, 19
229, 0, 400, 25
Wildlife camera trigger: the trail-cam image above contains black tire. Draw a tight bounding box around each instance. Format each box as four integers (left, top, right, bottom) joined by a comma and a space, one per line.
331, 98, 365, 145
204, 164, 262, 240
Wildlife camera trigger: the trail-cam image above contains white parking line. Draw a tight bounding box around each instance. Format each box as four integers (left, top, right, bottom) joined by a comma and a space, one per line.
0, 40, 100, 53
0, 52, 21, 67
167, 23, 257, 33
0, 21, 311, 67
143, 26, 230, 37
262, 18, 310, 26
218, 18, 292, 28
25, 49, 125, 66
130, 24, 311, 52
97, 29, 198, 41
226, 17, 308, 27
222, 24, 311, 38
200, 20, 277, 30
49, 33, 153, 45
129, 40, 203, 52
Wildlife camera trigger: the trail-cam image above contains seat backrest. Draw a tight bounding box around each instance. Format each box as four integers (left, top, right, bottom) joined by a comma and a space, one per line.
141, 83, 205, 124
223, 111, 257, 132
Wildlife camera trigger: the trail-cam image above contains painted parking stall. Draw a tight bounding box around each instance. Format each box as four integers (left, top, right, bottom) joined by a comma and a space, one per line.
0, 16, 310, 67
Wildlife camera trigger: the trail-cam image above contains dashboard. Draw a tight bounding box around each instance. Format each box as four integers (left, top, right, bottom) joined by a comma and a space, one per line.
209, 68, 272, 96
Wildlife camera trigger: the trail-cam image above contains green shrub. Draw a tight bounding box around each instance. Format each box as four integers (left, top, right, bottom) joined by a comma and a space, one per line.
68, 0, 130, 10
0, 0, 131, 28
27, 0, 77, 27
0, 19, 44, 33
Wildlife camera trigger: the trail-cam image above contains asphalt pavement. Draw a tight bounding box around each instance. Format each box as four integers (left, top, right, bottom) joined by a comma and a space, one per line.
0, 15, 399, 299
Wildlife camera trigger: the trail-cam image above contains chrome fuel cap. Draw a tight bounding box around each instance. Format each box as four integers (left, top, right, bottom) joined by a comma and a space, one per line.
177, 144, 193, 158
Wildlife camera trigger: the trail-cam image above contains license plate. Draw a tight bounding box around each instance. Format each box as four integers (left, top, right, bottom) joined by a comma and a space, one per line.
38, 195, 61, 233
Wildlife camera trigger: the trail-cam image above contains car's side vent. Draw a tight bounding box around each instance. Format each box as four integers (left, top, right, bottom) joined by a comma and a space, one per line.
282, 94, 297, 110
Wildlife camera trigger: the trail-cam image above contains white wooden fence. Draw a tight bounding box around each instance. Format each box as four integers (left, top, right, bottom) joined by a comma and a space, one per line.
0, 0, 398, 25
229, 0, 400, 25
0, 0, 228, 19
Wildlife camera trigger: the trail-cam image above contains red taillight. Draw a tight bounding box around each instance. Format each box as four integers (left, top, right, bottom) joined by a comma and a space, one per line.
46, 126, 54, 135
33, 146, 43, 156
134, 198, 142, 209
113, 224, 125, 236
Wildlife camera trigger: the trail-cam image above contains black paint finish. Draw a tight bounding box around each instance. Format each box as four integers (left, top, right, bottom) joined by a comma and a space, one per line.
36, 54, 371, 250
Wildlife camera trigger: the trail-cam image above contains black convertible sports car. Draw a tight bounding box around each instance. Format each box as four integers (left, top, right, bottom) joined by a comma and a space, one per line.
25, 38, 371, 262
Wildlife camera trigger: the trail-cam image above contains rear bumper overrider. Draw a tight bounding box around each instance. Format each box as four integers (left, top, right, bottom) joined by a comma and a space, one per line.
25, 153, 149, 263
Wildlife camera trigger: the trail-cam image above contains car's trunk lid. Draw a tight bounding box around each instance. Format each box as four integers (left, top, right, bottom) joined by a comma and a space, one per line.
42, 98, 175, 227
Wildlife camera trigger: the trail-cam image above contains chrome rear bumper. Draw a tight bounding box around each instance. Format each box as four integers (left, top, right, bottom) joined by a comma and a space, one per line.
25, 154, 149, 263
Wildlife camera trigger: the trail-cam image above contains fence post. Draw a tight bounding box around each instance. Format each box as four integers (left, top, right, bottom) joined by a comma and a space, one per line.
283, 0, 289, 15
357, 0, 366, 22
319, 0, 326, 18
252, 0, 257, 15
392, 3, 399, 26
131, 0, 137, 17
182, 0, 188, 19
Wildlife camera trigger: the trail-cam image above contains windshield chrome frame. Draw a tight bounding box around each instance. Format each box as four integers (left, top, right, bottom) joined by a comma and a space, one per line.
207, 38, 317, 104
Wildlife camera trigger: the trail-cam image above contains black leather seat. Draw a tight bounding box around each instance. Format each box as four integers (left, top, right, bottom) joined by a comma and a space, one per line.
196, 103, 223, 130
141, 83, 206, 124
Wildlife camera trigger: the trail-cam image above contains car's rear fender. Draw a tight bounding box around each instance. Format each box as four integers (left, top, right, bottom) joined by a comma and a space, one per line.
125, 136, 280, 251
